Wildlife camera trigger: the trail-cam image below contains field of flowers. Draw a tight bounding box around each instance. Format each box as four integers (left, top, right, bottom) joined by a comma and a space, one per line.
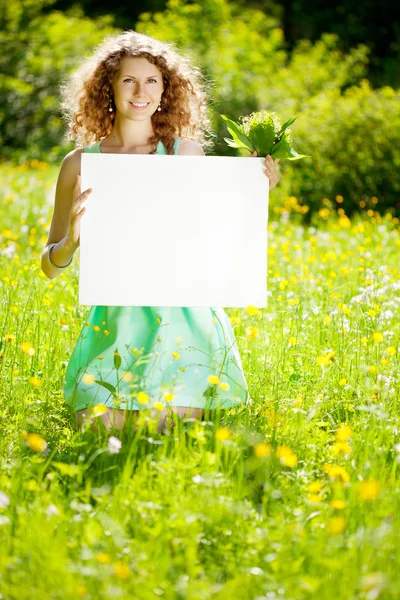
0, 160, 399, 599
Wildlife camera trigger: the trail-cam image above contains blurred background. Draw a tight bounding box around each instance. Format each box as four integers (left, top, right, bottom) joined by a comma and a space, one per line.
1, 0, 399, 218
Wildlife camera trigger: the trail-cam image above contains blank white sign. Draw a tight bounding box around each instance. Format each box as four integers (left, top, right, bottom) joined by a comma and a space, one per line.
80, 154, 268, 307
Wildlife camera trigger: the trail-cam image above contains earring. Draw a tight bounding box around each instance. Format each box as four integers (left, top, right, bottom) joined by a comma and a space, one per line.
108, 98, 113, 113
157, 100, 162, 112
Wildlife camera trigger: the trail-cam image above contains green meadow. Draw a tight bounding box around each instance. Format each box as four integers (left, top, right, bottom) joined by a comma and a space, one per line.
1, 160, 399, 599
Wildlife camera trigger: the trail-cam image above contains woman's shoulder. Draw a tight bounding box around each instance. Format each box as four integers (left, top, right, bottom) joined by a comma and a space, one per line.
176, 137, 205, 156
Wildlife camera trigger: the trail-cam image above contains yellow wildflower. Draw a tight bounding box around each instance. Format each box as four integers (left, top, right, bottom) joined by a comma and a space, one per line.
96, 553, 111, 563
385, 346, 396, 356
336, 425, 352, 441
246, 326, 259, 339
357, 479, 381, 501
121, 371, 133, 382
3, 333, 16, 343
276, 445, 298, 467
372, 332, 383, 343
82, 373, 95, 385
23, 432, 47, 452
331, 499, 346, 510
153, 402, 165, 410
20, 342, 35, 356
113, 562, 130, 579
308, 481, 323, 493
171, 352, 180, 359
324, 464, 350, 483
137, 391, 149, 404
331, 441, 351, 456
163, 392, 174, 402
215, 427, 231, 441
230, 316, 241, 325
254, 442, 272, 457
288, 336, 296, 346
29, 376, 41, 387
246, 305, 261, 317
219, 382, 230, 391
328, 516, 346, 535
208, 375, 219, 385
307, 494, 322, 503
90, 405, 108, 417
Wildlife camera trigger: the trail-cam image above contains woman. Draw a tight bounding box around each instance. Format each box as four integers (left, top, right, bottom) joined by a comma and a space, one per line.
41, 30, 280, 433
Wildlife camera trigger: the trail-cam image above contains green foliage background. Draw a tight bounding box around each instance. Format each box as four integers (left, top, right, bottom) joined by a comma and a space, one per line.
1, 0, 399, 216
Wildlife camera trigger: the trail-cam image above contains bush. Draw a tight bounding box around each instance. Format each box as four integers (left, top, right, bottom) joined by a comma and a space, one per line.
0, 1, 116, 164
274, 80, 400, 219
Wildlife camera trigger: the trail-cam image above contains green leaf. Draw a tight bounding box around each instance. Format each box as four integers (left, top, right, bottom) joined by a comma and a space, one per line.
286, 147, 311, 161
223, 137, 240, 148
94, 379, 118, 398
278, 115, 298, 135
270, 137, 292, 159
221, 115, 254, 152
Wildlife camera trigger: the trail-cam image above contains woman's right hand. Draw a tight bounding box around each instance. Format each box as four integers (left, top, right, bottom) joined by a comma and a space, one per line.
67, 175, 92, 248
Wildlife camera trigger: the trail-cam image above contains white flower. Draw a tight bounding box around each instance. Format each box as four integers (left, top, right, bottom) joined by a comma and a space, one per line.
46, 504, 60, 517
107, 436, 122, 454
0, 491, 10, 509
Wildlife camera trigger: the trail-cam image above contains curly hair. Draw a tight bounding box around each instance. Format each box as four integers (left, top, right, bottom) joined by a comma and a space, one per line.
60, 30, 215, 155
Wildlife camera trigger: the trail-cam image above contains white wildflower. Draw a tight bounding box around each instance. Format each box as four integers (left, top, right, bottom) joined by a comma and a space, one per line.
107, 436, 122, 454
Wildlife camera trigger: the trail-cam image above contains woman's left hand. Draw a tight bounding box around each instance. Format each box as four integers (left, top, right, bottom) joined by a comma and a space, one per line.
251, 150, 280, 190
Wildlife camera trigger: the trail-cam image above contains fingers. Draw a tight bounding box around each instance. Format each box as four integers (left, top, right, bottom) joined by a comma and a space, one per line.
72, 187, 92, 216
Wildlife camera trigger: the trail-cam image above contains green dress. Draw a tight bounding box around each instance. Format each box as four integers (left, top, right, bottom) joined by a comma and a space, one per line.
63, 137, 250, 412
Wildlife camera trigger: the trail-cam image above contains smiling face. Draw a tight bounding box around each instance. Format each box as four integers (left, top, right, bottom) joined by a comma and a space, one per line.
112, 56, 165, 120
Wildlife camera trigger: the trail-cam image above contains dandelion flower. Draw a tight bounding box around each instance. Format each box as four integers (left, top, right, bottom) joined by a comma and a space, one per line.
20, 342, 35, 356
208, 375, 219, 385
23, 432, 47, 452
254, 442, 272, 457
328, 516, 346, 535
336, 425, 352, 441
385, 346, 396, 356
171, 352, 180, 359
215, 427, 232, 440
219, 382, 230, 391
357, 479, 381, 501
113, 562, 130, 580
331, 499, 346, 510
246, 326, 259, 339
137, 391, 149, 404
372, 332, 383, 343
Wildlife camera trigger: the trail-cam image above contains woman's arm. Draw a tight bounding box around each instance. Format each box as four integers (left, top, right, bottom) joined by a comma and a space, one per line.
41, 148, 82, 279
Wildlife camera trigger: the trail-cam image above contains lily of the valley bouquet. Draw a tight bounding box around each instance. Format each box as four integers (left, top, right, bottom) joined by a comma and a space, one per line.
221, 110, 310, 160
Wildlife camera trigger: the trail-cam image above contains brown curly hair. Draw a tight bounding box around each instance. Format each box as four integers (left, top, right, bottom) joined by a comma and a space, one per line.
60, 30, 215, 155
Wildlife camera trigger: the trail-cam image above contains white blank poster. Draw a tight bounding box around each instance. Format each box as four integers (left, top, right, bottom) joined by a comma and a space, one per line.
79, 154, 268, 308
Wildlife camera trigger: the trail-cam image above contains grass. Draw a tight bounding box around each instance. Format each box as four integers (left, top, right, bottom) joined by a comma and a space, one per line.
0, 160, 399, 599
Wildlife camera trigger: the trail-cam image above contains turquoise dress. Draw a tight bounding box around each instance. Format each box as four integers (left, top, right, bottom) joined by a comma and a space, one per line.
63, 137, 250, 412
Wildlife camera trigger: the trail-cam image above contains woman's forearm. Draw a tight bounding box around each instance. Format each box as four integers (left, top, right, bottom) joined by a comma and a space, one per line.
41, 235, 78, 280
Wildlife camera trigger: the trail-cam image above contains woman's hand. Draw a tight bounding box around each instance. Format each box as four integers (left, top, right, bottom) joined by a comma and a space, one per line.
66, 175, 92, 248
251, 151, 280, 190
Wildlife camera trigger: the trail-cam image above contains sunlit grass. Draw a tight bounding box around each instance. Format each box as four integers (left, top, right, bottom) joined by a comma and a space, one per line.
0, 161, 399, 599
